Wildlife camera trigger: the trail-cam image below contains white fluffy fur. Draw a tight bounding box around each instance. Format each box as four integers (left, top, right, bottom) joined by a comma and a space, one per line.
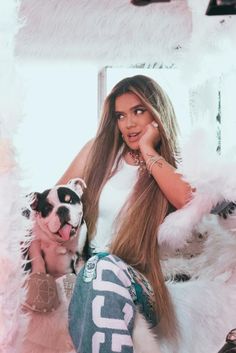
16, 0, 236, 85
133, 311, 161, 353
156, 126, 236, 352
0, 2, 29, 352
16, 0, 191, 67
159, 126, 236, 249
157, 214, 236, 352
185, 1, 236, 86
161, 281, 236, 353
161, 214, 236, 281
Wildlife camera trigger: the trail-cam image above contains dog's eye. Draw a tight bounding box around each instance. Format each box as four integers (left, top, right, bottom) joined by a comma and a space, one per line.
41, 203, 53, 217
65, 195, 72, 203
43, 205, 51, 212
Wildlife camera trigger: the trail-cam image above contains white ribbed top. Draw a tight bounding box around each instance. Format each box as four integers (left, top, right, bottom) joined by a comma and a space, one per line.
89, 160, 138, 253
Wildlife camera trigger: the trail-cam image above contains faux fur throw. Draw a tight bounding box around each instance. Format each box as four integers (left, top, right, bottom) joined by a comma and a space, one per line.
159, 126, 236, 249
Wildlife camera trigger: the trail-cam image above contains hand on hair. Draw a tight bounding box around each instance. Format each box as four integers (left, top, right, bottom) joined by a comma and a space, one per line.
139, 121, 161, 151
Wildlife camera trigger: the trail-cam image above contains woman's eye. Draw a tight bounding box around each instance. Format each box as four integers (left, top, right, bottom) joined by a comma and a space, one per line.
135, 108, 145, 115
115, 113, 125, 120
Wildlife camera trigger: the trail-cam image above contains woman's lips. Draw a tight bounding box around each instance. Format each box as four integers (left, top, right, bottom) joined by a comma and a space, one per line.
127, 132, 141, 143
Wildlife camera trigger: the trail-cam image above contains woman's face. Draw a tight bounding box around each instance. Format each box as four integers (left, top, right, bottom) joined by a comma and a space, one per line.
115, 92, 154, 150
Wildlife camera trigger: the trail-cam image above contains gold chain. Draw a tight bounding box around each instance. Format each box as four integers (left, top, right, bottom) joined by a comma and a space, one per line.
128, 150, 146, 173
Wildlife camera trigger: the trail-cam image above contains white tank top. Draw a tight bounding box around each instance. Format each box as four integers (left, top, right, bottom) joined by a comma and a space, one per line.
89, 160, 139, 254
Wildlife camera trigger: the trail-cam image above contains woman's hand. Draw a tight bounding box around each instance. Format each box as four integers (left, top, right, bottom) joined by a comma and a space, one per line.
139, 121, 161, 151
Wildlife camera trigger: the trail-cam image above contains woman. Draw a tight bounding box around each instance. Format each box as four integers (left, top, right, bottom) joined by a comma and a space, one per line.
58, 75, 192, 352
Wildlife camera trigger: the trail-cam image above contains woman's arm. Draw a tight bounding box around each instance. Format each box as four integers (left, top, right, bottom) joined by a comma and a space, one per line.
139, 124, 192, 210
57, 139, 94, 185
142, 146, 191, 209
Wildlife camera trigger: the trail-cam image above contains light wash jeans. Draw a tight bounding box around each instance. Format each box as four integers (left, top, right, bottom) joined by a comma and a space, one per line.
68, 254, 156, 353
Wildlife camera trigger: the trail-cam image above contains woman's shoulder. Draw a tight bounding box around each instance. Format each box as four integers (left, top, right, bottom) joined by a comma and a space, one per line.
79, 138, 95, 158
57, 138, 95, 184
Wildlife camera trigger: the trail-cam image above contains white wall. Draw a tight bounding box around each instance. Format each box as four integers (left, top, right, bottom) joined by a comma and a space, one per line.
14, 60, 98, 191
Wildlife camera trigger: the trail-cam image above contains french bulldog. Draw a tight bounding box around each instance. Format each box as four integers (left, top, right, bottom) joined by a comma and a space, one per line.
27, 178, 87, 277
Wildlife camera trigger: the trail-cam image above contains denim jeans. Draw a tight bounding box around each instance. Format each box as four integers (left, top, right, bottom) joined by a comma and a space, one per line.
68, 254, 156, 353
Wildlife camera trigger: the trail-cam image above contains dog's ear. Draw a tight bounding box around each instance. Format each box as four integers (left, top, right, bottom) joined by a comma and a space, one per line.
67, 178, 87, 198
26, 192, 41, 211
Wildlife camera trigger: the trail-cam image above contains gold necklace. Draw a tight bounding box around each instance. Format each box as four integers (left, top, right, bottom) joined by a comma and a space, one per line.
128, 150, 146, 173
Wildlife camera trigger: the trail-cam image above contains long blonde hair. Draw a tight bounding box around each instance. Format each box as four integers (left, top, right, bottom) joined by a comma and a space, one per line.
83, 75, 179, 337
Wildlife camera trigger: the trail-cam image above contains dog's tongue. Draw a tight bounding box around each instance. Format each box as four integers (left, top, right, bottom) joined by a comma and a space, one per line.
58, 224, 72, 241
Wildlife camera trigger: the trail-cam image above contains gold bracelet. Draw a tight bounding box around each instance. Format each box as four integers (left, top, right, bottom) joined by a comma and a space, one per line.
146, 155, 164, 175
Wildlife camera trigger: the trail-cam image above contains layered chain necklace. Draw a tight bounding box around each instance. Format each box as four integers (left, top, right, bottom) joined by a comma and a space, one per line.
128, 149, 146, 173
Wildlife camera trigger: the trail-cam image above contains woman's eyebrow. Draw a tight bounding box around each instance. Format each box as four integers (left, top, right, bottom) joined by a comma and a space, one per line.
115, 104, 144, 113
131, 104, 145, 110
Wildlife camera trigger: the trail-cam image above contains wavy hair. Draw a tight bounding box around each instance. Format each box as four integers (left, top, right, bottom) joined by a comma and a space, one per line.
83, 75, 179, 337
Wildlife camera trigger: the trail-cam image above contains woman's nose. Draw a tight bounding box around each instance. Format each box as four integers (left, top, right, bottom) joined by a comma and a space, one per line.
126, 113, 136, 128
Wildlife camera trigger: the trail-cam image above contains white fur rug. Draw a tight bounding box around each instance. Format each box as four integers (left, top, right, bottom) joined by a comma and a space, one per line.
16, 0, 236, 85
157, 215, 236, 352
161, 280, 236, 353
161, 215, 236, 281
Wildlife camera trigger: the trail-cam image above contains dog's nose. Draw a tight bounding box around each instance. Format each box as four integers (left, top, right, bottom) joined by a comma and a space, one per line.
56, 206, 70, 225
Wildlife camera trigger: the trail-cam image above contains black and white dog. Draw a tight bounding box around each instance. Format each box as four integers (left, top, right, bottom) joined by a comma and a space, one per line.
22, 178, 87, 353
26, 178, 87, 277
